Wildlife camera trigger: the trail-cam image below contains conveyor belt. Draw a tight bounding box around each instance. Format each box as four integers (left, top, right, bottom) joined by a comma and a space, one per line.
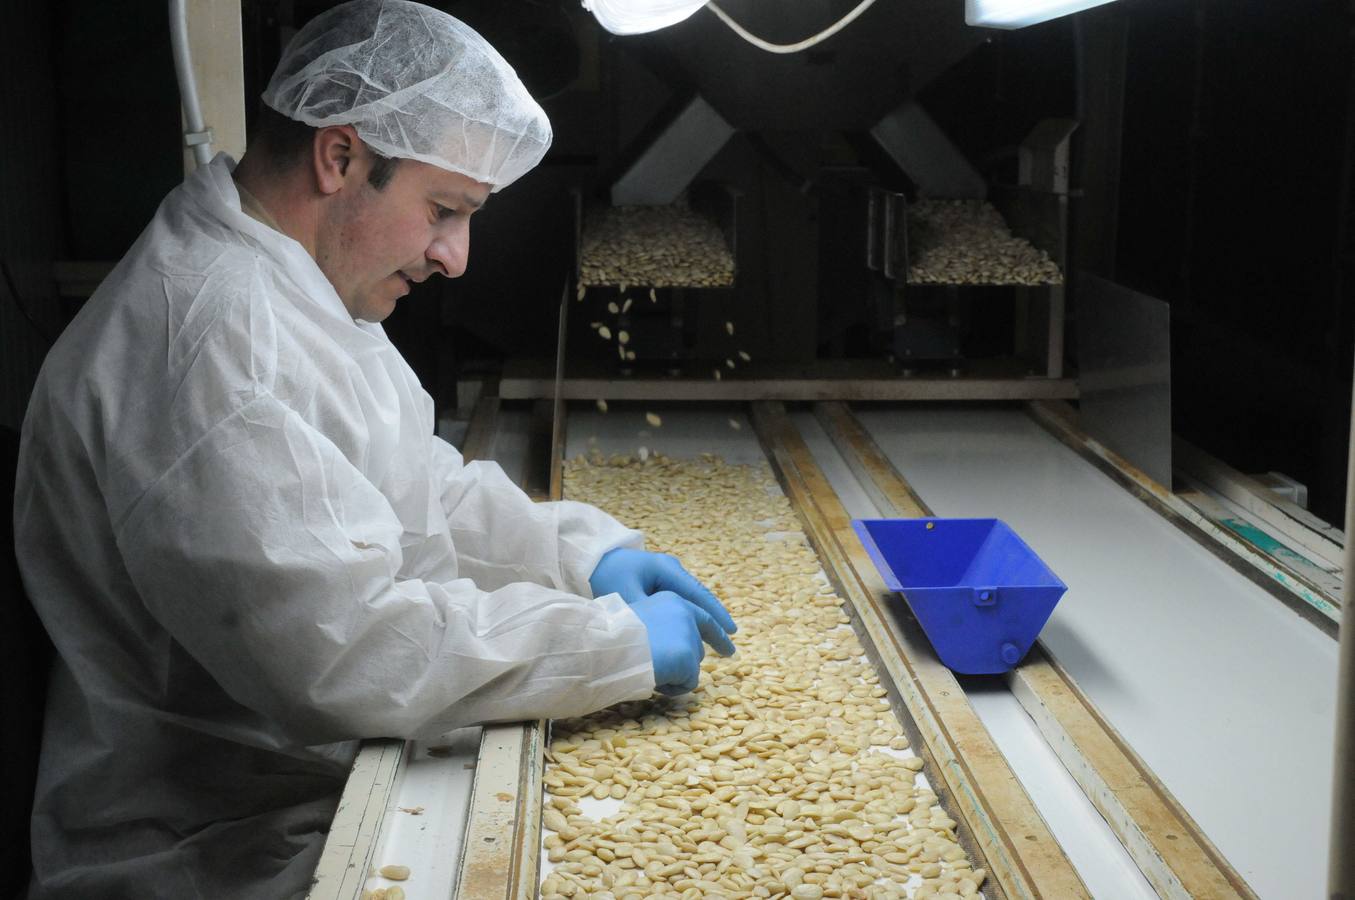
569, 404, 1137, 897
547, 421, 1000, 898
850, 403, 1338, 899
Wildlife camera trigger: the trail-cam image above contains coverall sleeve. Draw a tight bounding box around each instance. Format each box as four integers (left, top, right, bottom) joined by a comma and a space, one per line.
114, 393, 655, 743
427, 435, 644, 596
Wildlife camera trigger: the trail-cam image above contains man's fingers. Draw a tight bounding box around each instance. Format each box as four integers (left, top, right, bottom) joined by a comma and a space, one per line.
693, 606, 737, 657
659, 565, 737, 634
659, 641, 701, 696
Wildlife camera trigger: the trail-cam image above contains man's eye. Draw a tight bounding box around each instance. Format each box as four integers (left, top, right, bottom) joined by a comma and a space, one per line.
435, 204, 458, 220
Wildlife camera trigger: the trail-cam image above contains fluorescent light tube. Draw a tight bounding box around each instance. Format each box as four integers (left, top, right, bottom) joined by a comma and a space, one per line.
583, 0, 709, 35
966, 0, 1117, 29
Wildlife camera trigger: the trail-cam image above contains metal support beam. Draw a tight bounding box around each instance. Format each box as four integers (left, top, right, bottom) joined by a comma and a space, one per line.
870, 101, 986, 200
610, 94, 735, 206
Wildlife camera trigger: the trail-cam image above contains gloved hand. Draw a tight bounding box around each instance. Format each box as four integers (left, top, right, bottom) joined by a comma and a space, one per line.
590, 548, 738, 636
629, 591, 737, 695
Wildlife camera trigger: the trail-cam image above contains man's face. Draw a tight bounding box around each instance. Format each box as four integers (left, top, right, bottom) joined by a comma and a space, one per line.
318, 149, 491, 323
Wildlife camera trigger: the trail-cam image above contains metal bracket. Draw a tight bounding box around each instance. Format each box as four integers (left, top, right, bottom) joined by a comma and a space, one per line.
183, 128, 214, 147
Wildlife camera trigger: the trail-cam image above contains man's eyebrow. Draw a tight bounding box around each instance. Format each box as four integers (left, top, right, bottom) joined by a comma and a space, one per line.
434, 190, 486, 210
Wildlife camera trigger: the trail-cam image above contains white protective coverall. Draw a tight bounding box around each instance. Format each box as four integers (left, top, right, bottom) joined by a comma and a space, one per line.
15, 153, 656, 899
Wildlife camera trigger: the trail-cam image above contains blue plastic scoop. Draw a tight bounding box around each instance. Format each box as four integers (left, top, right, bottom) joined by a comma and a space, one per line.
852, 518, 1067, 675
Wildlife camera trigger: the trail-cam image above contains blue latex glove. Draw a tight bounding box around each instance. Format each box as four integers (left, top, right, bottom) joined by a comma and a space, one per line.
589, 548, 738, 636
629, 591, 736, 695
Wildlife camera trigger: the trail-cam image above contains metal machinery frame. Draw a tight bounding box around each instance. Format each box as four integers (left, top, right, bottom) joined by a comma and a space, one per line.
501, 120, 1079, 405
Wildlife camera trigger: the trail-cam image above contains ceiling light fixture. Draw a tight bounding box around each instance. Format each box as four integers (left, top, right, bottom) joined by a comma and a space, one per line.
965, 0, 1117, 29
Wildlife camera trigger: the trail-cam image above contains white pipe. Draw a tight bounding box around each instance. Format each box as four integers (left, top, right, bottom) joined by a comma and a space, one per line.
705, 0, 880, 54
169, 0, 213, 167
1331, 363, 1355, 898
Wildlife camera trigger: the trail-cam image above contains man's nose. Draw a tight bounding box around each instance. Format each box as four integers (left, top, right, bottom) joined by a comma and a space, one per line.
427, 227, 470, 279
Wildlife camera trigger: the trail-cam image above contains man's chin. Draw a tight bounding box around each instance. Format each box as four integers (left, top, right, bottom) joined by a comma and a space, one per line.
353, 293, 400, 324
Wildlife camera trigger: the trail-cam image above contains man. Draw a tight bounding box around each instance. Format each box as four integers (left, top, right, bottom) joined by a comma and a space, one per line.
13, 2, 736, 897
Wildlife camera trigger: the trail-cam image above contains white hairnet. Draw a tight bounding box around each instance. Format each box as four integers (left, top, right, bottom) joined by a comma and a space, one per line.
261, 0, 552, 191
583, 0, 708, 35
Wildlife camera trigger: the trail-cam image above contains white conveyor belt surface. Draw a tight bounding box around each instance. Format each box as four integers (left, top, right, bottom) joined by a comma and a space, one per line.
855, 404, 1339, 900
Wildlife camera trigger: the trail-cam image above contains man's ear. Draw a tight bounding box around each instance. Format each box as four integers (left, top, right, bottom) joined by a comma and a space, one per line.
312, 125, 361, 196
